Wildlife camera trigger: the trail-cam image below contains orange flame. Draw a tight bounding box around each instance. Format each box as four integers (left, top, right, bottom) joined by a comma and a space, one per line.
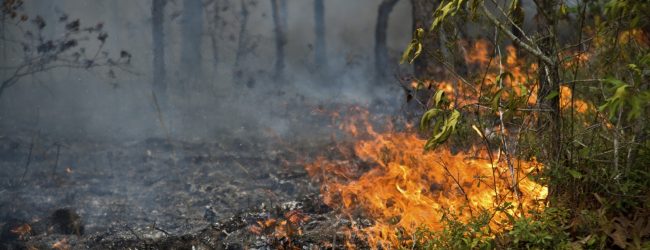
303, 40, 591, 248
306, 118, 547, 247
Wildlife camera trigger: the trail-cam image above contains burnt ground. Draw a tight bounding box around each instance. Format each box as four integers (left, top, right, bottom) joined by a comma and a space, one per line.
0, 132, 331, 249
0, 101, 401, 249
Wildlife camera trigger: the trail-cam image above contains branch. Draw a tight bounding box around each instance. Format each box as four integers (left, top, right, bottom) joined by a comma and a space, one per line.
480, 2, 554, 65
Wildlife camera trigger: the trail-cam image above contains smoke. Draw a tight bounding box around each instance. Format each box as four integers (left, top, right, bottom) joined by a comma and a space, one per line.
0, 0, 420, 236
0, 0, 414, 142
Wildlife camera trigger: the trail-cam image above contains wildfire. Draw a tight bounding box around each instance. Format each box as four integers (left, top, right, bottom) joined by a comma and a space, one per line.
301, 39, 605, 248
303, 41, 585, 248
306, 112, 547, 247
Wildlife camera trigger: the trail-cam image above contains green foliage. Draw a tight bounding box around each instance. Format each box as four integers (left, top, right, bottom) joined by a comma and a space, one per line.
419, 90, 461, 150
400, 0, 650, 248
506, 208, 571, 249
402, 208, 577, 249
406, 209, 495, 250
400, 28, 424, 64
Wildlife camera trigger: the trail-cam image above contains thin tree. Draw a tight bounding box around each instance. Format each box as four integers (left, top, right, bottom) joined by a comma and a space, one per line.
314, 0, 327, 69
180, 0, 203, 89
152, 0, 167, 107
208, 0, 228, 69
375, 0, 401, 80
233, 0, 250, 78
270, 0, 287, 80
410, 0, 440, 78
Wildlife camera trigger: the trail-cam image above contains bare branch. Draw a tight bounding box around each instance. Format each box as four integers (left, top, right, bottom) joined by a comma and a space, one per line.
480, 2, 554, 65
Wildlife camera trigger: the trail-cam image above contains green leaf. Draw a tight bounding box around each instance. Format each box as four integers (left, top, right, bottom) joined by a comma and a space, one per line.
400, 42, 415, 64
411, 43, 423, 64
496, 72, 514, 86
433, 89, 446, 107
490, 88, 505, 110
544, 90, 559, 100
420, 108, 442, 131
424, 110, 461, 150
567, 169, 582, 179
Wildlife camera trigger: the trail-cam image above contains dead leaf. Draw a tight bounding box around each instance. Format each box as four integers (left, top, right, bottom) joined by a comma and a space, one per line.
10, 224, 31, 240
52, 238, 70, 250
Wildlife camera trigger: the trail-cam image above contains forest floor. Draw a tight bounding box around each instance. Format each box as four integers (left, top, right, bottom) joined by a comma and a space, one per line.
0, 98, 398, 249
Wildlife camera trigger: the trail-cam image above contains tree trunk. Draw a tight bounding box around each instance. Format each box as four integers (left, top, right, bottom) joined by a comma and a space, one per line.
314, 0, 327, 69
271, 0, 287, 81
181, 0, 203, 89
375, 0, 400, 81
535, 0, 562, 197
411, 0, 439, 78
233, 0, 250, 79
152, 0, 167, 107
209, 0, 223, 69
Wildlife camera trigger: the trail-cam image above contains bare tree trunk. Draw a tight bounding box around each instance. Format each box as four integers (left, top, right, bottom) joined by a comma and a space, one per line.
233, 0, 250, 79
535, 0, 562, 197
375, 0, 400, 81
314, 0, 327, 70
152, 0, 168, 107
181, 0, 203, 89
271, 0, 287, 81
411, 0, 440, 78
209, 0, 224, 69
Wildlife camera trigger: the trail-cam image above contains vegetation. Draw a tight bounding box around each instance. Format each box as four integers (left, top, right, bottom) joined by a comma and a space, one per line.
0, 0, 130, 99
404, 0, 650, 248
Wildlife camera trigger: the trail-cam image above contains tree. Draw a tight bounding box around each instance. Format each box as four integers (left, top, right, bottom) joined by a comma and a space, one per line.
233, 0, 250, 79
152, 0, 167, 107
314, 0, 327, 70
207, 0, 231, 69
0, 1, 130, 99
375, 0, 401, 80
270, 0, 287, 81
180, 0, 203, 89
410, 0, 440, 78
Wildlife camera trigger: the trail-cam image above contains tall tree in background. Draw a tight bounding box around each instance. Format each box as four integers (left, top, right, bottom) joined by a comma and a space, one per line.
314, 0, 327, 70
152, 0, 167, 106
208, 0, 229, 69
233, 0, 250, 78
410, 0, 439, 78
181, 0, 203, 88
270, 0, 287, 80
375, 0, 400, 80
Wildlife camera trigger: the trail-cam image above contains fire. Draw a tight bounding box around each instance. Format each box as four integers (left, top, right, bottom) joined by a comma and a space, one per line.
302, 40, 602, 247
249, 210, 310, 240
304, 41, 583, 248
306, 115, 547, 247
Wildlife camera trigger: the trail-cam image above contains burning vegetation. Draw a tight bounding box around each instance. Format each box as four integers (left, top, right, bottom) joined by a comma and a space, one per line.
1, 0, 650, 249
307, 113, 547, 247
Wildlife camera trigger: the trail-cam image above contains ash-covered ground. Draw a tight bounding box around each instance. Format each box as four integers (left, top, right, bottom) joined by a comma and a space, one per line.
0, 98, 402, 249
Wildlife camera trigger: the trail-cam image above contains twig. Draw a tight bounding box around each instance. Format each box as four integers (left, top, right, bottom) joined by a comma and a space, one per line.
435, 158, 473, 216
480, 1, 553, 65
151, 91, 177, 163
153, 225, 170, 236
51, 142, 61, 176
19, 136, 35, 185
125, 225, 143, 241
495, 45, 519, 200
